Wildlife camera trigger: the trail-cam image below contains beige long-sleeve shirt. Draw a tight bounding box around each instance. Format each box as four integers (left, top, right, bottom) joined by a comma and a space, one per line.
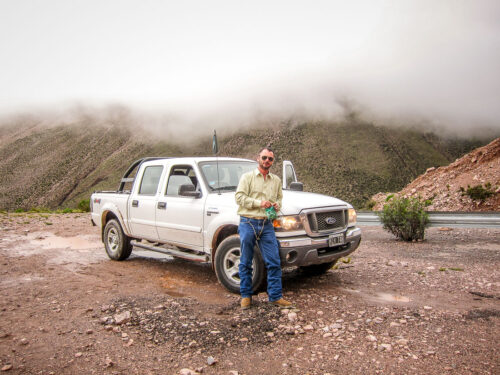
235, 169, 283, 218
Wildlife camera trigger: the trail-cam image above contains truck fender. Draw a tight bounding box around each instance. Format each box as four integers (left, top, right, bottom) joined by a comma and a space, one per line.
100, 202, 131, 239
206, 212, 240, 268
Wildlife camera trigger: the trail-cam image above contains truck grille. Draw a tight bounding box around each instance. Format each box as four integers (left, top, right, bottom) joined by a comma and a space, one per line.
305, 209, 347, 235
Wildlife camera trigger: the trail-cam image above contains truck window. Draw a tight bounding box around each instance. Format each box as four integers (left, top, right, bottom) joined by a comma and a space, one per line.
138, 166, 163, 195
165, 165, 198, 197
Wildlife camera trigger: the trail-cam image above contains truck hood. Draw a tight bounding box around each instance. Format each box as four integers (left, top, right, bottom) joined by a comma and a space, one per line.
207, 190, 350, 216
281, 190, 350, 215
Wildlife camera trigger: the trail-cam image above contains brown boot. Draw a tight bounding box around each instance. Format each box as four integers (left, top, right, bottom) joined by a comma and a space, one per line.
272, 298, 293, 308
241, 297, 252, 310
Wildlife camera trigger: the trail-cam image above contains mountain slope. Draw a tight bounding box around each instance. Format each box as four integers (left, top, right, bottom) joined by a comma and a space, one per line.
0, 116, 494, 211
371, 137, 500, 211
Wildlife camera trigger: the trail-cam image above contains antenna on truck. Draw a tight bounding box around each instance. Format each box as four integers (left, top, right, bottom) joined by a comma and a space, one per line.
213, 130, 221, 195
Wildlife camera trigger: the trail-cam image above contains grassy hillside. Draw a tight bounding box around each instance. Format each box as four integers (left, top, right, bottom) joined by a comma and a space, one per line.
0, 115, 494, 211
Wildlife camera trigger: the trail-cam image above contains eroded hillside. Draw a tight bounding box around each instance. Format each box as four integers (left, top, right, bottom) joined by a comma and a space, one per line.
371, 138, 500, 211
0, 114, 495, 211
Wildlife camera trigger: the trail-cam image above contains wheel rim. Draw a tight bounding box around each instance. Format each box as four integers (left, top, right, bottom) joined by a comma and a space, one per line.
107, 227, 119, 253
222, 246, 256, 285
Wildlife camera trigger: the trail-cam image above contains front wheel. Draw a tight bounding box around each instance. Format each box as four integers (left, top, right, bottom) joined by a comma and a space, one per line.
214, 235, 266, 294
103, 219, 132, 261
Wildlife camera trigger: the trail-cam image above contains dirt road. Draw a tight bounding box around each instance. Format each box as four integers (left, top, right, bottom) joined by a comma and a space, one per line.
0, 213, 499, 374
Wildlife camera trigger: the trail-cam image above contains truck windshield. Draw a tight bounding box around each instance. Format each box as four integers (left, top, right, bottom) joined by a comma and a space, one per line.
199, 161, 257, 192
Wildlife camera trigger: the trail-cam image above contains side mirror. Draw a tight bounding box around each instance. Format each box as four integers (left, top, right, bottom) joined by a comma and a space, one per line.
289, 182, 303, 191
179, 184, 201, 198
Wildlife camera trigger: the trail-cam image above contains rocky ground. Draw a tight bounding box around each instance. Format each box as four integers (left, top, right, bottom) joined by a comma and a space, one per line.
0, 213, 499, 374
372, 137, 500, 211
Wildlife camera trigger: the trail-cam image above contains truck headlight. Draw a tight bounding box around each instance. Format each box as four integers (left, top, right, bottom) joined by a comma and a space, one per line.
348, 208, 357, 226
273, 215, 303, 232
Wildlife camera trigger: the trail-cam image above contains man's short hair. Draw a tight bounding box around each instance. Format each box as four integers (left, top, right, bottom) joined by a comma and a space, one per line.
258, 146, 274, 155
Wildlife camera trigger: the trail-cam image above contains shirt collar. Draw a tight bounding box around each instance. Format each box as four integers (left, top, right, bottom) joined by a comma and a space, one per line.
254, 168, 272, 179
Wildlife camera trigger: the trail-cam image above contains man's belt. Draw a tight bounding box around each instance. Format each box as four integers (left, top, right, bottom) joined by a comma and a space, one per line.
242, 216, 267, 220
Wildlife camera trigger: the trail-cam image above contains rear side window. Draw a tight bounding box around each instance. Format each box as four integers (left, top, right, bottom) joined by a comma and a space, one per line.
165, 165, 199, 197
138, 166, 163, 195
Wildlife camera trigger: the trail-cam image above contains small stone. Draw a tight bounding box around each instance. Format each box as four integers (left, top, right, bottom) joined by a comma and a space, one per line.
390, 322, 400, 327
229, 371, 239, 375
366, 335, 377, 342
104, 356, 113, 368
424, 306, 433, 310
378, 343, 392, 351
86, 329, 93, 334
396, 339, 409, 346
333, 355, 339, 361
266, 332, 274, 337
19, 338, 29, 345
179, 369, 200, 375
207, 356, 217, 366
75, 352, 83, 358
113, 311, 131, 325
387, 260, 397, 267
1, 365, 13, 371
125, 339, 134, 347
303, 325, 314, 331
287, 312, 297, 322
317, 311, 324, 316
331, 323, 342, 330
323, 332, 333, 338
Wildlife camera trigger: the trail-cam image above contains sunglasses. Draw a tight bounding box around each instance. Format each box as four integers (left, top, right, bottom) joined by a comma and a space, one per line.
261, 155, 274, 162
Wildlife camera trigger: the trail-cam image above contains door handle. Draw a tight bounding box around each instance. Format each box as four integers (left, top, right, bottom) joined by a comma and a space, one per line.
157, 201, 167, 209
132, 200, 139, 207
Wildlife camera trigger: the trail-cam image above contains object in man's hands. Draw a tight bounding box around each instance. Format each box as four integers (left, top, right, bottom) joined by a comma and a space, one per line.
265, 206, 277, 220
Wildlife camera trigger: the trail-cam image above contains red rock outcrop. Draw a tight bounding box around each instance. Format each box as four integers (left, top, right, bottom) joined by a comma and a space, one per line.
372, 138, 500, 211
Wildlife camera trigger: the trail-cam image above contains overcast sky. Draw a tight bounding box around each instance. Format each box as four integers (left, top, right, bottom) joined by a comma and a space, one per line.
1, 1, 499, 130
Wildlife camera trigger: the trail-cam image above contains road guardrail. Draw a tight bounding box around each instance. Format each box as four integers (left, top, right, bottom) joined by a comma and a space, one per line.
357, 211, 500, 228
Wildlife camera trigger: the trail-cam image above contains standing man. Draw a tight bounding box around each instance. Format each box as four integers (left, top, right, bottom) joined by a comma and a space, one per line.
235, 146, 293, 310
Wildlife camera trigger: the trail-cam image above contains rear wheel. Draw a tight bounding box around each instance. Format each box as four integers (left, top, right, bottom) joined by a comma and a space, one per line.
103, 219, 132, 260
214, 235, 266, 294
300, 260, 337, 276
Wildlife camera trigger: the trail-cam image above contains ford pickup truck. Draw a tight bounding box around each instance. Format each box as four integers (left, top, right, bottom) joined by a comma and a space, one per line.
90, 157, 361, 293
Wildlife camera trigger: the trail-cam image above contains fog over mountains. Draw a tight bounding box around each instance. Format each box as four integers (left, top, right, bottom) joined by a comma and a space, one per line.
0, 109, 496, 211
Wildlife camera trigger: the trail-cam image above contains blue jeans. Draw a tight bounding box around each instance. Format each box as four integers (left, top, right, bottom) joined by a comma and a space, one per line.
238, 217, 282, 301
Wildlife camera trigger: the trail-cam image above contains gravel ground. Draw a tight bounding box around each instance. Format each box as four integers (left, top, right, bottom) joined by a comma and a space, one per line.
0, 213, 499, 374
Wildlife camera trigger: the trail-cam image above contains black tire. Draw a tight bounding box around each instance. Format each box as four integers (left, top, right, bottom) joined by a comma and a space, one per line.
103, 219, 133, 261
300, 260, 338, 276
214, 235, 266, 294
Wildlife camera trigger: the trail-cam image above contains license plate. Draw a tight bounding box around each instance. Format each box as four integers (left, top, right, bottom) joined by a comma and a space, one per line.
328, 233, 344, 247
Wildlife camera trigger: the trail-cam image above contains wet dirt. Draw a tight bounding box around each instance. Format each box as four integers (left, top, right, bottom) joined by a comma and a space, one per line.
0, 213, 499, 375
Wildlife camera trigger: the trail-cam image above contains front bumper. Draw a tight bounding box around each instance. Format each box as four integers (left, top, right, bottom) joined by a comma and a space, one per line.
278, 227, 361, 267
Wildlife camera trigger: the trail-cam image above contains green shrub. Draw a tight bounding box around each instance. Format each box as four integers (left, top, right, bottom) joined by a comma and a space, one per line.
78, 199, 90, 212
379, 196, 429, 241
365, 199, 376, 210
461, 183, 495, 201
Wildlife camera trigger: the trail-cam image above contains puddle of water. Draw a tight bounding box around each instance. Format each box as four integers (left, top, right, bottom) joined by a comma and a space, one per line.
1, 231, 106, 271
30, 234, 101, 250
376, 292, 411, 303
1, 274, 44, 288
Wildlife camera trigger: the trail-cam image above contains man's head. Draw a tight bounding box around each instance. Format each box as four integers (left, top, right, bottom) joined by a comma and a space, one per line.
257, 147, 275, 172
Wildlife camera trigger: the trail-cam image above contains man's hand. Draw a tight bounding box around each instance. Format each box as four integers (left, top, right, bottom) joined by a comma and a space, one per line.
260, 200, 272, 208
272, 202, 279, 211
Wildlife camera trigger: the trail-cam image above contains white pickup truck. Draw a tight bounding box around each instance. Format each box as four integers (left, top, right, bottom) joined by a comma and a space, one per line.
90, 157, 361, 293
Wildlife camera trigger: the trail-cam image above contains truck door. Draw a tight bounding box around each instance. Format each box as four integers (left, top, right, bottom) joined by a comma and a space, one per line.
156, 164, 205, 250
127, 164, 164, 241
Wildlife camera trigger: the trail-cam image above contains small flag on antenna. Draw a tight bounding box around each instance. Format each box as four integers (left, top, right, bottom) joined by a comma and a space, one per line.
212, 130, 219, 155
